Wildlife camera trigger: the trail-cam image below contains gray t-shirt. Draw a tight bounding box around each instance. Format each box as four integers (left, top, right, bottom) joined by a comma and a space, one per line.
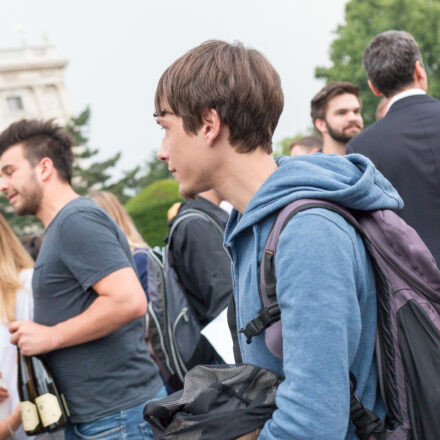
33, 197, 162, 423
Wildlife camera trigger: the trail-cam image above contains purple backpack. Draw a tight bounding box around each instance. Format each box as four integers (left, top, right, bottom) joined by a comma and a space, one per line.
240, 199, 440, 440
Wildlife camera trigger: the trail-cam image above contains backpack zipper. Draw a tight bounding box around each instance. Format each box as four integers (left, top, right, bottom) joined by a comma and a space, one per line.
147, 248, 177, 376
171, 307, 191, 382
148, 302, 174, 375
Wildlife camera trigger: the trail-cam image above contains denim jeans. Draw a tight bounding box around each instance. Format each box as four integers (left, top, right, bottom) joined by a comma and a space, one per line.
64, 387, 167, 440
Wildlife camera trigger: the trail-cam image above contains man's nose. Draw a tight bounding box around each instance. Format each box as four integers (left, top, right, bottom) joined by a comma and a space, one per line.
0, 177, 8, 193
157, 141, 169, 162
349, 111, 361, 121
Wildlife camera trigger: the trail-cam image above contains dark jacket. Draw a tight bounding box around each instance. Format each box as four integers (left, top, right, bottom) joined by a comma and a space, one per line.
167, 196, 232, 328
347, 94, 440, 266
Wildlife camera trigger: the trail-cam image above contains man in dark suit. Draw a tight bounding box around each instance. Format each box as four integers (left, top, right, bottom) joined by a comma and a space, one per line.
347, 30, 440, 266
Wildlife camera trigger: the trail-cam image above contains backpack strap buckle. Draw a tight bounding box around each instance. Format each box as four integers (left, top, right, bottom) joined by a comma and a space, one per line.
240, 304, 281, 344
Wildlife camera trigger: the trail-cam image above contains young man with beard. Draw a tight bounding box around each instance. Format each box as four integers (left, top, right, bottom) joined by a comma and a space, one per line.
154, 40, 401, 439
311, 82, 364, 155
0, 120, 165, 440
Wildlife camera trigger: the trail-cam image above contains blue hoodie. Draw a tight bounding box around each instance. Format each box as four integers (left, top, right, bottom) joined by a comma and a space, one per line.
224, 154, 403, 440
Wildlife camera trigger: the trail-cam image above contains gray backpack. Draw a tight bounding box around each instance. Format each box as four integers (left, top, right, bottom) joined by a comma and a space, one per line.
146, 209, 225, 392
237, 199, 440, 440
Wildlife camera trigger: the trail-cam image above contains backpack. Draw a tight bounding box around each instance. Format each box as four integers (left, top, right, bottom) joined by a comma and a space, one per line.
144, 208, 225, 392
236, 199, 440, 440
143, 363, 281, 440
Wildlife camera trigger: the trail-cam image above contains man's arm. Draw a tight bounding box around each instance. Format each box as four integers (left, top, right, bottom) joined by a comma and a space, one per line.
10, 209, 147, 356
258, 211, 364, 439
10, 267, 146, 355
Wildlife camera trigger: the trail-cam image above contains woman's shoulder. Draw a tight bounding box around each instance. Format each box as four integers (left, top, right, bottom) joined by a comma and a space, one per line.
19, 268, 34, 290
16, 268, 34, 321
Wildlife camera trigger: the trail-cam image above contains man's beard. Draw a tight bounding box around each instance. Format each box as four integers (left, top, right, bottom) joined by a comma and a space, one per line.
325, 120, 362, 144
179, 186, 197, 200
14, 176, 43, 216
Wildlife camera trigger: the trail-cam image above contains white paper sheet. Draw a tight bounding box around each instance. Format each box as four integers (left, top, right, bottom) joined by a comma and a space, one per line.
201, 308, 235, 364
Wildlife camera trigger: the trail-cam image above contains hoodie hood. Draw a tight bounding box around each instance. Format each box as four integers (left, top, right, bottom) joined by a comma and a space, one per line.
225, 153, 403, 243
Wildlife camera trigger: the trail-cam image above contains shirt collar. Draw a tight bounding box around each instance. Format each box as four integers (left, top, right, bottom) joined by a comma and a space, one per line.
387, 88, 426, 111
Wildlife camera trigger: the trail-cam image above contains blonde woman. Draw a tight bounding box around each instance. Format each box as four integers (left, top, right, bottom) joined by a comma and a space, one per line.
87, 191, 150, 299
0, 213, 34, 440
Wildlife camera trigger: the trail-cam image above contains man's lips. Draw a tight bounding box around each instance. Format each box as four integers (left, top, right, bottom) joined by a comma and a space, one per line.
345, 125, 361, 131
7, 193, 18, 203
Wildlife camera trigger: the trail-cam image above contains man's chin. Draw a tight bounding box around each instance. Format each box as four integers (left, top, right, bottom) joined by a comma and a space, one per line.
345, 128, 362, 137
13, 204, 37, 216
179, 187, 197, 200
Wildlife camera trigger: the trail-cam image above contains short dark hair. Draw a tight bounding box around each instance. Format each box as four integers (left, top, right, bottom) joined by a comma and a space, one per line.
0, 119, 74, 183
155, 40, 284, 154
289, 136, 323, 154
363, 30, 423, 97
310, 82, 360, 124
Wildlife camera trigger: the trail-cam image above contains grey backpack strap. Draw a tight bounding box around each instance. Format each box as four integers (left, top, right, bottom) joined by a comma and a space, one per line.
240, 198, 385, 440
170, 208, 224, 236
240, 198, 357, 350
166, 208, 224, 267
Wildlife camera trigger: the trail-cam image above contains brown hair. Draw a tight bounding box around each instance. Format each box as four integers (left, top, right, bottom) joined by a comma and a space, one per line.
155, 40, 284, 154
0, 119, 74, 183
289, 136, 323, 154
88, 191, 148, 250
310, 82, 361, 124
0, 213, 34, 324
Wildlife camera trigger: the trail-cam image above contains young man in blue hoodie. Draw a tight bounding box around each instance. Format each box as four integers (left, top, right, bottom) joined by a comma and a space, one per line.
154, 40, 402, 439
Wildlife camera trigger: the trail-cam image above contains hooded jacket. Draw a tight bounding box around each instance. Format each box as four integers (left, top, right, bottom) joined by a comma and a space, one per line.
224, 154, 403, 440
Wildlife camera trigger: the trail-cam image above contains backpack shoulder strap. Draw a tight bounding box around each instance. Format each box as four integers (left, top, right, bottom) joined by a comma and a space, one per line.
168, 208, 224, 241
240, 198, 364, 343
239, 198, 385, 440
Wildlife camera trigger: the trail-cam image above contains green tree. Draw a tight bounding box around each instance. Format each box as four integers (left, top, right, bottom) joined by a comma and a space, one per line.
274, 130, 315, 156
125, 179, 182, 247
134, 153, 171, 190
1, 107, 145, 234
67, 107, 144, 204
315, 0, 440, 127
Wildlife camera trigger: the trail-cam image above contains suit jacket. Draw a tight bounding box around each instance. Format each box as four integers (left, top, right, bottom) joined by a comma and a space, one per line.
347, 94, 440, 266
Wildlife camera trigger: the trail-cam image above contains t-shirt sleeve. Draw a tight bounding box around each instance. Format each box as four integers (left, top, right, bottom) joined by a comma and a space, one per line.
56, 209, 133, 291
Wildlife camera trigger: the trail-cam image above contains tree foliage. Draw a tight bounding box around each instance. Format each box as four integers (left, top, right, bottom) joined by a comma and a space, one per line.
274, 130, 315, 156
1, 107, 151, 234
67, 107, 144, 204
125, 179, 182, 247
315, 0, 440, 126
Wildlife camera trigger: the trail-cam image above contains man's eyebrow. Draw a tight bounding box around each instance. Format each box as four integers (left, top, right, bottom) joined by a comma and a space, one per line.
153, 110, 174, 118
1, 164, 14, 173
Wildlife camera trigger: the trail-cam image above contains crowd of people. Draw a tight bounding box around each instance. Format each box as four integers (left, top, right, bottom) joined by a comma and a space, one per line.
0, 28, 439, 440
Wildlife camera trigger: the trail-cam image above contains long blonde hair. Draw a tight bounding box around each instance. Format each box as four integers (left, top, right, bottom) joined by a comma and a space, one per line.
0, 213, 34, 324
88, 191, 148, 250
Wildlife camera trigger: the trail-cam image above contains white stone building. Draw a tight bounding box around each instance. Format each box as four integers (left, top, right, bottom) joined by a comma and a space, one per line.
0, 38, 73, 132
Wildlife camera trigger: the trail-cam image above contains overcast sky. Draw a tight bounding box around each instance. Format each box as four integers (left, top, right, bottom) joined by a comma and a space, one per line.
1, 0, 348, 174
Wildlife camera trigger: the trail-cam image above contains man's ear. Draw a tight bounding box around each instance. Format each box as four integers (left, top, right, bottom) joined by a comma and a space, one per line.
200, 108, 221, 146
368, 79, 383, 97
314, 118, 327, 135
414, 60, 428, 91
38, 157, 55, 182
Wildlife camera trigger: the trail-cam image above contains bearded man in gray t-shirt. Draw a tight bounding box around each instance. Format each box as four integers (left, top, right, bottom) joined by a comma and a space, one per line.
0, 119, 164, 440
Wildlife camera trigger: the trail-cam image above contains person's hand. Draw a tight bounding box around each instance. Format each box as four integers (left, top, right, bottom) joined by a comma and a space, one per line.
9, 321, 56, 355
0, 371, 9, 403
